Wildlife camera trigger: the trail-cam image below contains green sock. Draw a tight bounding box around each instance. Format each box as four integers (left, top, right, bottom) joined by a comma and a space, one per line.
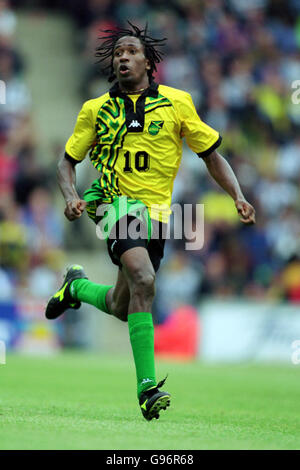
70, 279, 113, 314
128, 312, 156, 398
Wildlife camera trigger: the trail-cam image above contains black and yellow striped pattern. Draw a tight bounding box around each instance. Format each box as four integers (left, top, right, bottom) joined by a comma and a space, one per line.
145, 94, 172, 114
90, 97, 126, 199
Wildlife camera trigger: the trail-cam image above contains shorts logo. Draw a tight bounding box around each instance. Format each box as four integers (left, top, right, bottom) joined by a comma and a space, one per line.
148, 120, 164, 136
111, 240, 117, 253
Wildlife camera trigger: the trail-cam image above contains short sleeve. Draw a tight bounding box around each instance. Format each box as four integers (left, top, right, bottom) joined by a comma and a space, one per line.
65, 101, 96, 161
178, 93, 222, 156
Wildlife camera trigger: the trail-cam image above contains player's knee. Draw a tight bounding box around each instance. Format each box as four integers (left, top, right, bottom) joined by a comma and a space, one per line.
128, 268, 155, 300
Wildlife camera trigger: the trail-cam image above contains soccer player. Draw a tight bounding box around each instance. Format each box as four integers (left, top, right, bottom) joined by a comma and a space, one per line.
45, 23, 255, 421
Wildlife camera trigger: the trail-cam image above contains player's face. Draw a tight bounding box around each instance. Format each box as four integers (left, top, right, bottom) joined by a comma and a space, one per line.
113, 36, 151, 90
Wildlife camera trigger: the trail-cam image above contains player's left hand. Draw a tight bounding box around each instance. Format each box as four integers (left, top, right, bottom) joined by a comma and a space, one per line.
235, 199, 256, 225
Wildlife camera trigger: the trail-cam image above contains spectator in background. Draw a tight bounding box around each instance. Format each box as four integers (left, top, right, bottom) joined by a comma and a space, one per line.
0, 47, 31, 116
0, 131, 18, 198
20, 186, 64, 270
0, 0, 65, 303
0, 1, 17, 39
154, 251, 203, 323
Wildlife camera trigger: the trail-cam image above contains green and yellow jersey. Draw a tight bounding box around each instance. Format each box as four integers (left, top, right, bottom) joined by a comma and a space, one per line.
65, 81, 221, 222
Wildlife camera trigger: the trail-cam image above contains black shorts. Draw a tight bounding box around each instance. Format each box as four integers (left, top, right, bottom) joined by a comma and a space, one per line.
106, 215, 167, 273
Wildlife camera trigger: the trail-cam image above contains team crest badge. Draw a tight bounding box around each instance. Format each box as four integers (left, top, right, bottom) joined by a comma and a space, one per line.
148, 120, 164, 136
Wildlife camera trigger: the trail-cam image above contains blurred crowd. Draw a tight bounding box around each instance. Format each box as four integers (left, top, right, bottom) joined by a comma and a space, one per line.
1, 0, 300, 319
0, 0, 64, 303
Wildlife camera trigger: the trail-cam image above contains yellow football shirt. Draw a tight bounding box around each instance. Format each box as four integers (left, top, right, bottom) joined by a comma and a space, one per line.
65, 82, 221, 222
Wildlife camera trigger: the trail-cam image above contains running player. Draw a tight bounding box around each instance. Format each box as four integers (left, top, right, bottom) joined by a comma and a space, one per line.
45, 23, 256, 421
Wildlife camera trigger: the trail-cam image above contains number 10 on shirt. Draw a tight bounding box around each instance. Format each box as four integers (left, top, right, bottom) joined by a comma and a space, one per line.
123, 151, 150, 173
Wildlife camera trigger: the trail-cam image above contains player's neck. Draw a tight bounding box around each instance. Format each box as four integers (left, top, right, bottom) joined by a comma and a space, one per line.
119, 78, 150, 95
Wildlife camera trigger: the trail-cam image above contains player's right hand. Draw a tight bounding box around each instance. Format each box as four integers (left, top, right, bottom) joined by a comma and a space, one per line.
64, 199, 87, 221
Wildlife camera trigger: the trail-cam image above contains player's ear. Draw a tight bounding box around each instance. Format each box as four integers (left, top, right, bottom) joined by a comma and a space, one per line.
145, 59, 151, 70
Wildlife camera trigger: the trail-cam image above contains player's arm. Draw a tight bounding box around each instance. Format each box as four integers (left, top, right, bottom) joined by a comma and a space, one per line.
59, 101, 95, 221
57, 154, 86, 221
179, 92, 255, 225
200, 150, 256, 225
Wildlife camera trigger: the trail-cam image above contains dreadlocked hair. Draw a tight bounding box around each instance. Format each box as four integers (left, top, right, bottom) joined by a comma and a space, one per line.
95, 21, 167, 83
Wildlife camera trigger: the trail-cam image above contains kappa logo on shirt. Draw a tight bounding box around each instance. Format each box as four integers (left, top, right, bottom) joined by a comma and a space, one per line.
128, 120, 142, 128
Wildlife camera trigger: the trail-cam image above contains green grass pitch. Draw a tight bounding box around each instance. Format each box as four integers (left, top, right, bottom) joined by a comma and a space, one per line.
1, 351, 300, 449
